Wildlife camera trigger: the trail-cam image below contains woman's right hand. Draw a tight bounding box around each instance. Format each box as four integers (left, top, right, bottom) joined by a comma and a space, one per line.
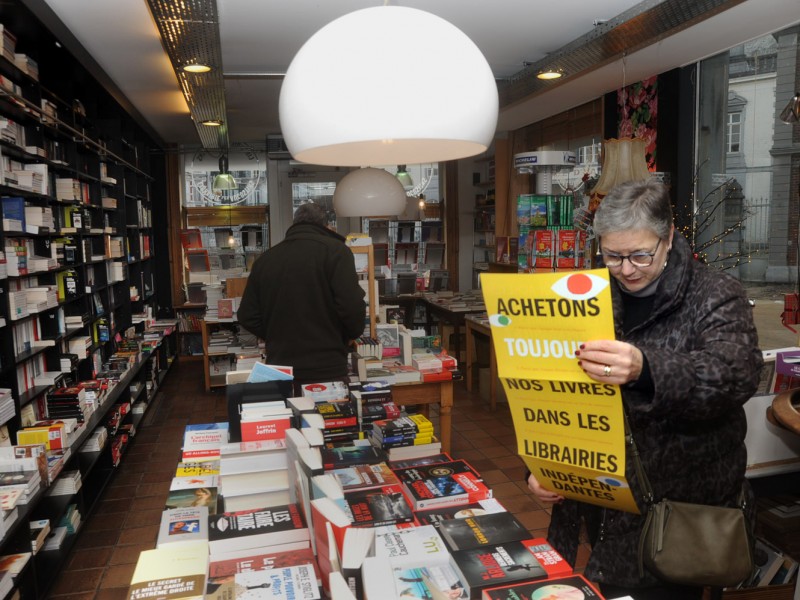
527, 472, 565, 504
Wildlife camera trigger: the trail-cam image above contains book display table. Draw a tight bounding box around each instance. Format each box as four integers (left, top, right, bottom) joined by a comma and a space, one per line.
422, 296, 487, 362
391, 379, 453, 454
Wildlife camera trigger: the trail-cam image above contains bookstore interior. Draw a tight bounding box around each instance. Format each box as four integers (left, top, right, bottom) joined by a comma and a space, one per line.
0, 0, 799, 599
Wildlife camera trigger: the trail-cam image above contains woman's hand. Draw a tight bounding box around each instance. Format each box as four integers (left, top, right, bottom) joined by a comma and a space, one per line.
527, 472, 565, 504
577, 339, 643, 385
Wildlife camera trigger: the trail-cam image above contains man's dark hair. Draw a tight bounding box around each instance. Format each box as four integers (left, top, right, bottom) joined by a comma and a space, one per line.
293, 202, 329, 226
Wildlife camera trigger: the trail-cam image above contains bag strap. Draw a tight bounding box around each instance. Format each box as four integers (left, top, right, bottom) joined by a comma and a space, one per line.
624, 409, 654, 505
624, 408, 748, 512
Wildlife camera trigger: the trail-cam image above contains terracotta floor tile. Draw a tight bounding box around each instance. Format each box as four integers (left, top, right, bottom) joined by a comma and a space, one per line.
480, 445, 512, 458
136, 482, 170, 497
124, 508, 164, 529
110, 543, 155, 566
66, 546, 113, 570
95, 587, 132, 600
49, 568, 103, 595
490, 455, 525, 469
96, 497, 135, 515
74, 529, 121, 549
100, 563, 137, 589
502, 494, 543, 513
514, 509, 552, 531
480, 469, 510, 485
117, 524, 159, 546
490, 481, 526, 499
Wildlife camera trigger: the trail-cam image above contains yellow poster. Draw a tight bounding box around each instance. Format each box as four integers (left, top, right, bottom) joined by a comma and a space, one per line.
481, 271, 639, 513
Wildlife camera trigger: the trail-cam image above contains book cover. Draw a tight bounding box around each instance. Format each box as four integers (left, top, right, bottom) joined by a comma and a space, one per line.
170, 475, 220, 490
157, 506, 209, 548
374, 524, 451, 568
393, 460, 490, 510
342, 484, 414, 527
450, 541, 547, 599
331, 462, 400, 492
208, 504, 308, 556
176, 460, 220, 476
320, 444, 386, 470
165, 486, 218, 513
388, 453, 453, 470
415, 498, 507, 525
240, 415, 293, 443
392, 564, 470, 600
480, 574, 605, 600
232, 563, 320, 599
520, 538, 573, 579
437, 512, 530, 552
127, 540, 208, 600
207, 546, 319, 583
184, 422, 229, 449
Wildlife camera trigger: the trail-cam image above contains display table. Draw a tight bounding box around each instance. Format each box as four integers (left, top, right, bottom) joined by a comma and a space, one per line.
465, 314, 498, 411
423, 296, 486, 362
391, 379, 453, 454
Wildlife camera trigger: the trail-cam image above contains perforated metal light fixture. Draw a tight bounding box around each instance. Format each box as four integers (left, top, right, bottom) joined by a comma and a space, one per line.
146, 0, 228, 149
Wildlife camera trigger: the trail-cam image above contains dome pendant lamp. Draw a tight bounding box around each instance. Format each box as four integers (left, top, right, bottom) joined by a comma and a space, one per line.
333, 167, 408, 217
279, 6, 498, 167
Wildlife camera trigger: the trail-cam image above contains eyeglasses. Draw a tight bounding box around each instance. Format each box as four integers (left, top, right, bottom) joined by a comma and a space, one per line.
600, 239, 662, 268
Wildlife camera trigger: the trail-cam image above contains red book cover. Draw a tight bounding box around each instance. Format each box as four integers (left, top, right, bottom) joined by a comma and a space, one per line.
240, 415, 293, 442
422, 370, 454, 383
481, 573, 605, 600
533, 229, 554, 269
521, 538, 573, 579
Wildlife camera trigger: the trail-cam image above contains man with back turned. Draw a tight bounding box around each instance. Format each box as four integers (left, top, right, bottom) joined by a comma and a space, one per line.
237, 202, 366, 392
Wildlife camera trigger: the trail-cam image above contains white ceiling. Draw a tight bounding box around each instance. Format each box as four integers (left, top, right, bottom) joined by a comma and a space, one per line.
35, 0, 800, 149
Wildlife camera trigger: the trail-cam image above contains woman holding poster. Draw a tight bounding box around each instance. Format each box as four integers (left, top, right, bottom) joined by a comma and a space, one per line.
526, 179, 763, 600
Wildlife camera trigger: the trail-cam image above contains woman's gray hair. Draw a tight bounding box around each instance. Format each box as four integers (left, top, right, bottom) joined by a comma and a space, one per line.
293, 202, 329, 227
593, 179, 673, 240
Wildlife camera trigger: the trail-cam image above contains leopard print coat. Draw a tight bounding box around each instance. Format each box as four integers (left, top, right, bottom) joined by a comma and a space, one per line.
546, 232, 763, 587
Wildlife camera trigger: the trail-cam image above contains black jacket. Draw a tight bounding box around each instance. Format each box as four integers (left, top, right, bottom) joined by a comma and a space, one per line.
546, 232, 763, 587
237, 222, 366, 381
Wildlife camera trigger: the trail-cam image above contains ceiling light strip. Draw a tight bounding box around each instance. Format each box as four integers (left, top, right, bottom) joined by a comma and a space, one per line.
146, 0, 228, 149
499, 0, 742, 107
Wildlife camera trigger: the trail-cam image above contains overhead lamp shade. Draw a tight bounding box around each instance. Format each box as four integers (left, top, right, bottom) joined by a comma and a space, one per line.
780, 91, 800, 124
592, 138, 650, 199
395, 165, 414, 189
279, 6, 498, 167
212, 155, 238, 192
333, 167, 408, 217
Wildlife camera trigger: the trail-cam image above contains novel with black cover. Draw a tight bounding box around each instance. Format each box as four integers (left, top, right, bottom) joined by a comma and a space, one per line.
207, 503, 308, 555
436, 512, 530, 552
450, 541, 547, 599
343, 484, 414, 527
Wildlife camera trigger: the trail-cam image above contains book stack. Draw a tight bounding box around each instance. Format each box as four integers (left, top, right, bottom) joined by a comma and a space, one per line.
0, 552, 31, 585
78, 426, 108, 453
370, 414, 443, 461
42, 525, 68, 551
239, 401, 293, 443
45, 384, 89, 423
301, 381, 350, 403
127, 541, 210, 600
181, 422, 230, 463
47, 469, 81, 496
0, 465, 42, 504
0, 389, 14, 426
28, 519, 49, 555
392, 458, 492, 511
58, 503, 81, 534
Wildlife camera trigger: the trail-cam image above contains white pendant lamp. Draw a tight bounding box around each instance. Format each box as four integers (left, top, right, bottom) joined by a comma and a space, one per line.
333, 167, 408, 217
279, 6, 498, 167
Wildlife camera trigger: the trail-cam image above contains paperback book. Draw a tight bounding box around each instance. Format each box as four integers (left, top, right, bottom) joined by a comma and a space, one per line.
342, 484, 415, 527
415, 498, 507, 525
207, 504, 308, 556
127, 540, 208, 600
156, 506, 209, 548
231, 564, 320, 599
450, 541, 548, 599
436, 512, 531, 552
374, 524, 451, 568
480, 574, 605, 600
392, 459, 491, 510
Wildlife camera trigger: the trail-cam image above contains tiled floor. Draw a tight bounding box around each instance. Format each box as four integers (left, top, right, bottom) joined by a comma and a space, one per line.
45, 357, 578, 599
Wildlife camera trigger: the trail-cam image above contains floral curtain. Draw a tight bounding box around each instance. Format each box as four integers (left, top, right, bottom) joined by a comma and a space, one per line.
618, 75, 658, 170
